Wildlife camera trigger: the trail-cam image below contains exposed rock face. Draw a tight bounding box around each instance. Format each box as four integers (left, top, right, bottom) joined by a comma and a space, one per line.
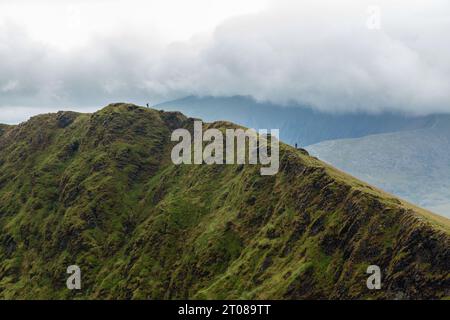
56, 111, 79, 129
0, 103, 448, 299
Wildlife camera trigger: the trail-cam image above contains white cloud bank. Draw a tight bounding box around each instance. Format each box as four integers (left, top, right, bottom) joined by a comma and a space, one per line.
1, 0, 450, 121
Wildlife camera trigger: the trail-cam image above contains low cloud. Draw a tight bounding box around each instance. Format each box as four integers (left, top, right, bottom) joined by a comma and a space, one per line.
1, 0, 450, 121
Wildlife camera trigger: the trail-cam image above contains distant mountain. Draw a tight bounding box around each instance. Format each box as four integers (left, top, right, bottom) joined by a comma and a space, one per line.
159, 96, 450, 218
0, 103, 449, 299
157, 96, 439, 146
307, 116, 450, 218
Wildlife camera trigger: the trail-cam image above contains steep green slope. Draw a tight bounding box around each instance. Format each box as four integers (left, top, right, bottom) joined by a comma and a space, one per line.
0, 104, 448, 299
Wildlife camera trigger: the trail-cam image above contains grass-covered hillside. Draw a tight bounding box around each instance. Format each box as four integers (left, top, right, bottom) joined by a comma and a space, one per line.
0, 103, 448, 299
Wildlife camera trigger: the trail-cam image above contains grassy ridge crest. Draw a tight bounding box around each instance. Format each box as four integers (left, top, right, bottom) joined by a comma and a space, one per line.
0, 103, 448, 299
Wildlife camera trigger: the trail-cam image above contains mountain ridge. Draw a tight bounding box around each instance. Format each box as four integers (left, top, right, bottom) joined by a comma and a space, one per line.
0, 103, 448, 299
158, 95, 450, 219
157, 95, 446, 146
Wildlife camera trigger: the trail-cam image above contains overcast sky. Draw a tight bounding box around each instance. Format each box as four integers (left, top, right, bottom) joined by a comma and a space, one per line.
1, 0, 449, 123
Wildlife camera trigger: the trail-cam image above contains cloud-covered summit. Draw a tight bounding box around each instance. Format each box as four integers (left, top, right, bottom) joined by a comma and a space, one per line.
1, 0, 450, 120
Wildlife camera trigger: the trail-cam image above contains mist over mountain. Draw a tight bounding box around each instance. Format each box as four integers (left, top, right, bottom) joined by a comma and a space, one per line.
157, 96, 439, 146
1, 0, 449, 303
1, 1, 450, 116
0, 104, 448, 299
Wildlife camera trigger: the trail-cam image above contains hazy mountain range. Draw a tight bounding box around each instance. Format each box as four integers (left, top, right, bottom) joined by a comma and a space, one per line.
0, 103, 448, 299
158, 96, 450, 218
307, 117, 450, 218
157, 96, 440, 147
